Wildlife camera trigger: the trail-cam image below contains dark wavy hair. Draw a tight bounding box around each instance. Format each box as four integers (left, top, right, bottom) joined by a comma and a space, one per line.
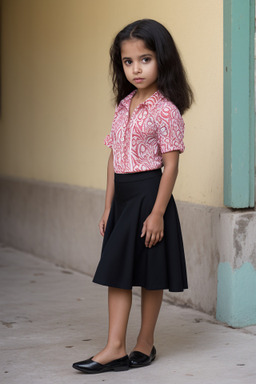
110, 19, 193, 115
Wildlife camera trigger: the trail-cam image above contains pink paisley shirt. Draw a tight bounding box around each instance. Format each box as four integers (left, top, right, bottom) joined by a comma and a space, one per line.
104, 90, 185, 174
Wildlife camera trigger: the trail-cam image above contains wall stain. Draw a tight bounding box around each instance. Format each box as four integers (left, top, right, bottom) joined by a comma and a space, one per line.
233, 214, 256, 269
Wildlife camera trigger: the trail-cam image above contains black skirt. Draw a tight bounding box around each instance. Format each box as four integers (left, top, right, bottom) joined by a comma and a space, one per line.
93, 169, 188, 292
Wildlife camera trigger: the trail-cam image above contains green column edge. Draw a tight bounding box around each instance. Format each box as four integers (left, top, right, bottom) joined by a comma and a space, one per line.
224, 0, 255, 208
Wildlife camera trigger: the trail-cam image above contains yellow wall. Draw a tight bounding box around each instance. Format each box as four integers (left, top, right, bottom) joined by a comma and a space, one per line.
0, 0, 223, 206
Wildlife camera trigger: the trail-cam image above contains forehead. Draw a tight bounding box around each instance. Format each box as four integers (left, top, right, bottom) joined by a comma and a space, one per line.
121, 38, 154, 57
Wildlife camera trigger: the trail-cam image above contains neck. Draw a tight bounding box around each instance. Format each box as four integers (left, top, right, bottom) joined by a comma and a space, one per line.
135, 85, 158, 102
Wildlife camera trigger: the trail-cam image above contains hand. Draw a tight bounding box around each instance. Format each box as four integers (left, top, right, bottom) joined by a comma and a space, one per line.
98, 208, 110, 236
141, 212, 164, 248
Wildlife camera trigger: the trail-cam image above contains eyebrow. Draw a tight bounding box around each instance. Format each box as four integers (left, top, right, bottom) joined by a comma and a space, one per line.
122, 54, 153, 61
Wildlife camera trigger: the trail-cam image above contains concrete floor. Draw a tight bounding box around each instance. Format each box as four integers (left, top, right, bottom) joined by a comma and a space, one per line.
0, 245, 256, 384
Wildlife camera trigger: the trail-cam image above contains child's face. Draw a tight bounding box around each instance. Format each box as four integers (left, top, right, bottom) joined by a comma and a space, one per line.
121, 38, 158, 94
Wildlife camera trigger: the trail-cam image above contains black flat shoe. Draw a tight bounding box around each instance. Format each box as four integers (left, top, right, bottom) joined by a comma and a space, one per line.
129, 346, 156, 368
72, 355, 129, 374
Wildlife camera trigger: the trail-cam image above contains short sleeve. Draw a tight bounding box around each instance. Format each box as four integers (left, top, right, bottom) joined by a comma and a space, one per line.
104, 134, 113, 148
157, 104, 185, 154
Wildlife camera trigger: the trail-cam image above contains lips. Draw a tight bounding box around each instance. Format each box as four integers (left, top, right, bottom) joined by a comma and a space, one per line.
134, 78, 144, 83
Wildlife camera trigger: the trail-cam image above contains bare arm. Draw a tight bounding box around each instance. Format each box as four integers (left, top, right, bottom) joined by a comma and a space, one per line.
98, 150, 115, 236
141, 151, 179, 248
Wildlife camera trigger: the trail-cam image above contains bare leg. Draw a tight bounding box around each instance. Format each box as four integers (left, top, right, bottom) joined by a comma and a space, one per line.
92, 287, 132, 364
133, 288, 163, 355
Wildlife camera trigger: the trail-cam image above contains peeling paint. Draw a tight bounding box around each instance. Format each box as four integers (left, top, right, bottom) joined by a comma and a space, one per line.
218, 211, 256, 269
251, 244, 256, 269
234, 217, 248, 255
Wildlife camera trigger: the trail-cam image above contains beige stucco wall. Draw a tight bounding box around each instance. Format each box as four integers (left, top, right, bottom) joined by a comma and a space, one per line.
0, 0, 223, 206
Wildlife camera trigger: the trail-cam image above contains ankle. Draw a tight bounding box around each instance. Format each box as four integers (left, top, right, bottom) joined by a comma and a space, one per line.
107, 340, 126, 354
137, 335, 154, 348
134, 338, 154, 354
93, 344, 127, 365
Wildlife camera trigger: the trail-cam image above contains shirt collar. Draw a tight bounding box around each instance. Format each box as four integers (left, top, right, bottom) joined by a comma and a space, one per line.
118, 90, 164, 112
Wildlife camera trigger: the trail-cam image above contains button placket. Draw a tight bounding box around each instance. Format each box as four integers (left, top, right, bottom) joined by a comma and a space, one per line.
129, 111, 137, 171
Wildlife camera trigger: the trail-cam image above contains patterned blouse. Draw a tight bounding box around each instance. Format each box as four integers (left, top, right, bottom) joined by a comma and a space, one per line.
105, 90, 185, 174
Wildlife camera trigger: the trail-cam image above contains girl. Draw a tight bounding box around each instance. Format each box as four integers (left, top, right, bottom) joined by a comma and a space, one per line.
73, 19, 193, 374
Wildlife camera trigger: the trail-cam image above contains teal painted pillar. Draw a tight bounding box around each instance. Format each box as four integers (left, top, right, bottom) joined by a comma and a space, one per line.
217, 0, 256, 328
224, 0, 255, 208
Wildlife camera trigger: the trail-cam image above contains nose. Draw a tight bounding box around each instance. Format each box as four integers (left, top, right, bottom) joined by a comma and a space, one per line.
133, 61, 142, 74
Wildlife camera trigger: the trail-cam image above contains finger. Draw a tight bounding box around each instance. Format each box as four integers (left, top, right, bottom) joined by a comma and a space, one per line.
159, 231, 164, 242
148, 234, 155, 248
153, 233, 160, 246
145, 231, 152, 247
141, 223, 146, 238
99, 222, 105, 236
